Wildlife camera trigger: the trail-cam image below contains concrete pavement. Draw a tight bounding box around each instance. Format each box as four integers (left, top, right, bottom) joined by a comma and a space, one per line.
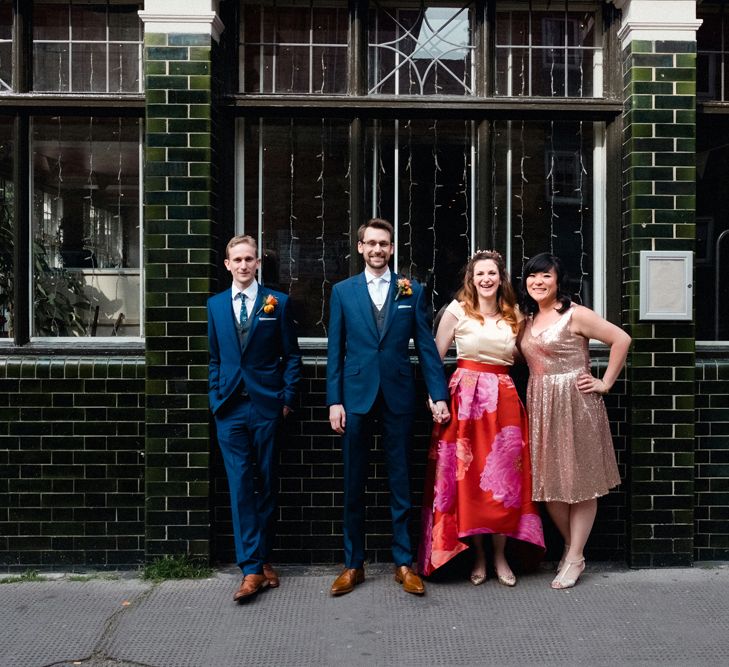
2, 562, 729, 667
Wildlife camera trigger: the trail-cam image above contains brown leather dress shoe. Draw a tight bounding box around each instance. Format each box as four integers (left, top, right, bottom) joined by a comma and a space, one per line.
330, 567, 365, 596
394, 565, 425, 595
233, 574, 269, 602
263, 563, 280, 588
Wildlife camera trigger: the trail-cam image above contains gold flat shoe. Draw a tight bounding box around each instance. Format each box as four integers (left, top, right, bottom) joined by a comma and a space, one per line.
469, 572, 487, 586
497, 572, 517, 587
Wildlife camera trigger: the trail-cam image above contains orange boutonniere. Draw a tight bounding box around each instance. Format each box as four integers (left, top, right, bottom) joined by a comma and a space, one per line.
395, 278, 412, 300
257, 294, 278, 315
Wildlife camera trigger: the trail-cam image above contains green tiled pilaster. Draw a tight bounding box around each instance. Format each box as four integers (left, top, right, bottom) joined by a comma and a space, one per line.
144, 32, 218, 562
622, 40, 696, 567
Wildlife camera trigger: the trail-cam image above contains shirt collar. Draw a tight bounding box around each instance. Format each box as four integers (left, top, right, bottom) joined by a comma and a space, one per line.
231, 280, 259, 303
364, 267, 391, 285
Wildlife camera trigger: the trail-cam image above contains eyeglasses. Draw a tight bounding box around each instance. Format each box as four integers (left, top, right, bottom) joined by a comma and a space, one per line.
361, 240, 392, 249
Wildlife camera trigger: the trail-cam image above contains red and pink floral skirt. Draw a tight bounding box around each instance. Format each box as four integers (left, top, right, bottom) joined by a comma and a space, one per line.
417, 359, 545, 576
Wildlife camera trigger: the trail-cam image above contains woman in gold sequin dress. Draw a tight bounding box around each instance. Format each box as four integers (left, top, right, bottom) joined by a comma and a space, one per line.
418, 251, 544, 586
518, 253, 630, 590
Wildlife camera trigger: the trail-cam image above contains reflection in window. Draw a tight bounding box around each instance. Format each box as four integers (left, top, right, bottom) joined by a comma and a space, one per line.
32, 115, 141, 337
494, 121, 596, 307
365, 119, 473, 312
495, 2, 600, 97
369, 1, 474, 95
0, 0, 11, 92
698, 2, 729, 101
240, 118, 350, 336
0, 118, 12, 338
33, 0, 142, 93
240, 0, 348, 94
696, 114, 729, 340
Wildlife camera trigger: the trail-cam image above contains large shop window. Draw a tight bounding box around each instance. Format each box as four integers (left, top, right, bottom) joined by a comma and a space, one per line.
33, 0, 142, 93
237, 1, 608, 339
0, 2, 143, 344
697, 1, 729, 341
31, 116, 142, 338
239, 116, 603, 338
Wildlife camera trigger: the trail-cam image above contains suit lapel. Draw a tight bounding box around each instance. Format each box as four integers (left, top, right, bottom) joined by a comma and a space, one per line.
220, 292, 241, 354
355, 273, 379, 340
379, 272, 399, 340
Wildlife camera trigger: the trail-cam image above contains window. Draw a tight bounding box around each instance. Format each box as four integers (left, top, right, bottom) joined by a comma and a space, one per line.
369, 2, 475, 95
33, 0, 142, 93
0, 1, 143, 344
240, 0, 348, 94
236, 0, 612, 338
32, 116, 142, 337
697, 1, 729, 341
495, 3, 600, 97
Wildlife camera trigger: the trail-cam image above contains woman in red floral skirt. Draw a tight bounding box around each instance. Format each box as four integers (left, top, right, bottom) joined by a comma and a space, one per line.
418, 251, 544, 585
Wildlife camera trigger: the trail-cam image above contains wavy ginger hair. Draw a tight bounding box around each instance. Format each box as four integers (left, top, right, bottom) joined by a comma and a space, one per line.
457, 250, 519, 334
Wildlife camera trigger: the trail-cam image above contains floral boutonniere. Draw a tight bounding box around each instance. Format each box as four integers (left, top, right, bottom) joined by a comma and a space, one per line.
395, 278, 412, 301
256, 294, 278, 315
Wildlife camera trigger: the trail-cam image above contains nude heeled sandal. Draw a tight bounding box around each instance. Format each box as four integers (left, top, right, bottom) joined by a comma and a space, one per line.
551, 558, 585, 590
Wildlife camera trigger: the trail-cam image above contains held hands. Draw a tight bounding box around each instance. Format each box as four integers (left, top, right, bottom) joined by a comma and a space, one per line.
576, 372, 609, 395
428, 398, 451, 424
329, 404, 346, 434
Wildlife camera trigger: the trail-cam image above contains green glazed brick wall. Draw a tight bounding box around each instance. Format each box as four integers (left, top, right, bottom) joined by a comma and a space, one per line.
695, 357, 729, 560
622, 40, 697, 567
0, 356, 145, 570
211, 358, 629, 566
144, 32, 219, 561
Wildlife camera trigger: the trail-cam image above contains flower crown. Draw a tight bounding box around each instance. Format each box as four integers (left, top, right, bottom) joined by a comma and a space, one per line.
470, 249, 503, 261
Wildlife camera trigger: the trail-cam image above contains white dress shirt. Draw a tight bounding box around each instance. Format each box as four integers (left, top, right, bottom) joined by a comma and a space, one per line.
364, 268, 391, 311
231, 281, 259, 322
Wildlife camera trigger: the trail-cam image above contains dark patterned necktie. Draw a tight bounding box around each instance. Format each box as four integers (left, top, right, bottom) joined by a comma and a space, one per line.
236, 292, 248, 326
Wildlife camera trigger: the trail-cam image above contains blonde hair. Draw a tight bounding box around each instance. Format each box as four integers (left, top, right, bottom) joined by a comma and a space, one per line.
225, 234, 258, 259
456, 250, 519, 334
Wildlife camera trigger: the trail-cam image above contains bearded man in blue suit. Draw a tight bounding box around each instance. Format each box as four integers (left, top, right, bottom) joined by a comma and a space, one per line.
327, 218, 450, 596
208, 234, 301, 602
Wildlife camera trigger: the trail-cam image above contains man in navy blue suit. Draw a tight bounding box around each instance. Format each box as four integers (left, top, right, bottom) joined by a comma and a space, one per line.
327, 218, 450, 596
208, 235, 301, 602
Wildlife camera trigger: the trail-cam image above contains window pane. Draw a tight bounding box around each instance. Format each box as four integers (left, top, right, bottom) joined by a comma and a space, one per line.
33, 43, 71, 92
369, 2, 474, 95
240, 1, 348, 94
32, 116, 141, 337
0, 1, 11, 92
34, 1, 143, 93
0, 117, 13, 339
71, 2, 107, 41
71, 42, 107, 92
365, 119, 473, 313
34, 3, 70, 41
242, 118, 350, 337
698, 3, 729, 101
696, 114, 729, 340
109, 4, 141, 41
493, 120, 595, 308
495, 3, 599, 97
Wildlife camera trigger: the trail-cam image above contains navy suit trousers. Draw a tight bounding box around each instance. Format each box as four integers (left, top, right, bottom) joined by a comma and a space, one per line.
215, 397, 279, 574
342, 393, 414, 569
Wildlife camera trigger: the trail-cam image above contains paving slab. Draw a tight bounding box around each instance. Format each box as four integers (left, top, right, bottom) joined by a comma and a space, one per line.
2, 564, 729, 667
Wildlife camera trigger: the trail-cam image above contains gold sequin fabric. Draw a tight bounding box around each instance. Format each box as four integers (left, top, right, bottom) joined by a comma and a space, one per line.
520, 306, 621, 503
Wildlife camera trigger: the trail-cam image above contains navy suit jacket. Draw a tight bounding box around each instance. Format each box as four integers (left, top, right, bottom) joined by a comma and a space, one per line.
326, 272, 448, 415
208, 285, 301, 420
